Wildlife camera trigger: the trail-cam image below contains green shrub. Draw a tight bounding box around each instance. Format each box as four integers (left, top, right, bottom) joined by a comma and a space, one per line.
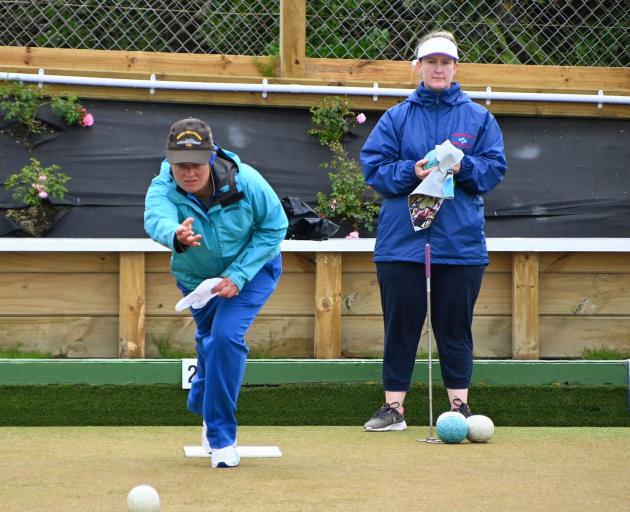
4, 158, 70, 207
0, 81, 43, 133
308, 96, 361, 146
316, 142, 380, 232
50, 93, 86, 126
0, 81, 92, 136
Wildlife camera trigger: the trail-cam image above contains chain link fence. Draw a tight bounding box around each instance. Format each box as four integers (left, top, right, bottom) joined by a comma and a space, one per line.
0, 0, 627, 66
307, 0, 629, 66
0, 0, 280, 55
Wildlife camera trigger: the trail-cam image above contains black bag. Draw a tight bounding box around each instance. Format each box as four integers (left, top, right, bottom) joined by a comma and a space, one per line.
281, 196, 339, 241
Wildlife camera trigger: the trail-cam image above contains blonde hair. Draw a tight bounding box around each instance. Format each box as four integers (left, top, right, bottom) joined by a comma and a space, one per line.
413, 31, 459, 65
417, 31, 457, 51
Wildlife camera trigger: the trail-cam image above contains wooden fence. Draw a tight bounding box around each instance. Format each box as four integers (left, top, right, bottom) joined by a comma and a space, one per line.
0, 239, 628, 360
0, 2, 628, 359
1, 0, 629, 121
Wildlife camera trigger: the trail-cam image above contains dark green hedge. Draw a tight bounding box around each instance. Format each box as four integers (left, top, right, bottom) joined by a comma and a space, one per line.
2, 383, 628, 427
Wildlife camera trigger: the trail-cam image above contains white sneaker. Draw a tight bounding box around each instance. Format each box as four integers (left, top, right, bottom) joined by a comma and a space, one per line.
211, 444, 240, 468
201, 421, 211, 454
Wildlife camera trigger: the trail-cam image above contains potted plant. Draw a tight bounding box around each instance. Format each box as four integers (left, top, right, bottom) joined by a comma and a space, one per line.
308, 96, 365, 146
309, 96, 377, 237
316, 142, 380, 237
0, 81, 94, 149
3, 157, 71, 236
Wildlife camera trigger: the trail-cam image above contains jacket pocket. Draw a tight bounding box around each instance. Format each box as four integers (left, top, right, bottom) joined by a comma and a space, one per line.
214, 202, 255, 252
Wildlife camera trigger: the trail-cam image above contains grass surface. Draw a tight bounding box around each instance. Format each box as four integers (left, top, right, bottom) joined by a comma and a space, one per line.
1, 426, 629, 512
580, 345, 630, 359
1, 382, 629, 427
0, 345, 53, 358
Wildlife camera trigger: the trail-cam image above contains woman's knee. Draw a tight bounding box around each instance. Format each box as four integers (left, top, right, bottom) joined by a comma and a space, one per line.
201, 331, 247, 357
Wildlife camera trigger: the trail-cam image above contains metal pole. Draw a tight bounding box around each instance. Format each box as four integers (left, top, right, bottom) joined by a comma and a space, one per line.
418, 242, 441, 443
426, 243, 434, 436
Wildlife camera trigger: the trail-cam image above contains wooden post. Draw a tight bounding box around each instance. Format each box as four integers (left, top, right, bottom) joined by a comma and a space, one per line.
512, 252, 539, 359
314, 253, 342, 358
119, 253, 146, 358
280, 0, 306, 78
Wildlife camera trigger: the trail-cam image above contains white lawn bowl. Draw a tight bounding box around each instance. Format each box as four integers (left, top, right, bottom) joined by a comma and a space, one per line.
128, 484, 160, 512
466, 415, 495, 443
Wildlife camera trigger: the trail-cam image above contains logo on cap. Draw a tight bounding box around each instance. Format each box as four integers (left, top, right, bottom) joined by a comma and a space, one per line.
165, 118, 214, 165
176, 130, 204, 148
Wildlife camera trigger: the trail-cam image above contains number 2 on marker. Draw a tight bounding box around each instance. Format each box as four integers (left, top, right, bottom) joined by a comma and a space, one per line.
187, 364, 197, 383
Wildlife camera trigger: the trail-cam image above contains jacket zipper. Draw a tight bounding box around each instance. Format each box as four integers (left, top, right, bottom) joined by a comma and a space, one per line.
425, 95, 441, 253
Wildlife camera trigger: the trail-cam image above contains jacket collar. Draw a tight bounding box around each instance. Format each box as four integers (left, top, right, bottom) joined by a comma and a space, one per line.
167, 146, 243, 210
411, 82, 463, 107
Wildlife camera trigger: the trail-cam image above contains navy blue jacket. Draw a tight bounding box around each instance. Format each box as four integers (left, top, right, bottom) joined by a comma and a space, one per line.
360, 83, 507, 265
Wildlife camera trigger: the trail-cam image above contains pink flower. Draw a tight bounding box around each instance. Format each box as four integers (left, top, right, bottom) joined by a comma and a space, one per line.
38, 191, 48, 199
38, 175, 46, 181
330, 199, 337, 212
345, 230, 360, 239
356, 113, 367, 124
81, 112, 95, 127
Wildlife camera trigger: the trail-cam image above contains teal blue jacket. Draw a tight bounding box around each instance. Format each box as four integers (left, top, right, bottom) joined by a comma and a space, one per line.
144, 147, 288, 291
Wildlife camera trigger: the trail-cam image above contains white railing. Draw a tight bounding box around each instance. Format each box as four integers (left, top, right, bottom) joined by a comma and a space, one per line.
1, 71, 629, 106
0, 238, 629, 252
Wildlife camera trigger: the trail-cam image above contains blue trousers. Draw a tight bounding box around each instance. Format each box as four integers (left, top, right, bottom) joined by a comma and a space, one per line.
180, 254, 282, 449
376, 262, 484, 390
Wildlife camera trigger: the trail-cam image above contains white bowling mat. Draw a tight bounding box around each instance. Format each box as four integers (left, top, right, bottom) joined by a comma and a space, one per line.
184, 445, 282, 458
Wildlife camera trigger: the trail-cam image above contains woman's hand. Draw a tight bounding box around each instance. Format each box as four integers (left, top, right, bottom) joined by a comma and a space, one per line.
415, 159, 461, 179
176, 217, 202, 247
211, 277, 240, 298
415, 158, 436, 180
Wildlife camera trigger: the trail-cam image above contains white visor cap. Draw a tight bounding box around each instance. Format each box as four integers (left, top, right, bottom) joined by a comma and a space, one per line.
416, 37, 459, 61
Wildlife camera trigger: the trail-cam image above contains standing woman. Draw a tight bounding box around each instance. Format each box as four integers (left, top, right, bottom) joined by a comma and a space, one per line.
145, 118, 287, 465
360, 32, 507, 431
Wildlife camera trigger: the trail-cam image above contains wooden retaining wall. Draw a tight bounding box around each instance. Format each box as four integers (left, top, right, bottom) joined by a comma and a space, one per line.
0, 5, 628, 359
1, 46, 628, 119
0, 240, 628, 360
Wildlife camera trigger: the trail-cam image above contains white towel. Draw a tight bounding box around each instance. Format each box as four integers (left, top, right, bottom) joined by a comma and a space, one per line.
407, 140, 464, 231
175, 277, 223, 312
435, 139, 464, 173
413, 139, 464, 200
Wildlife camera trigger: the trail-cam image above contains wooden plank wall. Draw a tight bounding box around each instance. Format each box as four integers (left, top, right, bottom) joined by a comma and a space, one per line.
538, 253, 630, 358
0, 251, 628, 359
0, 253, 119, 357
0, 45, 628, 118
0, 4, 627, 358
340, 253, 513, 358
144, 251, 315, 358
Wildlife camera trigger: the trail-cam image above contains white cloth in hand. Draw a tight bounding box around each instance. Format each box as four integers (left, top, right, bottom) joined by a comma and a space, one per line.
435, 139, 464, 172
175, 277, 223, 312
413, 139, 464, 199
414, 166, 448, 199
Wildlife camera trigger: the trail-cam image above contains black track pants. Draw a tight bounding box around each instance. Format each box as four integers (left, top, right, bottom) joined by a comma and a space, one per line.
376, 261, 485, 390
